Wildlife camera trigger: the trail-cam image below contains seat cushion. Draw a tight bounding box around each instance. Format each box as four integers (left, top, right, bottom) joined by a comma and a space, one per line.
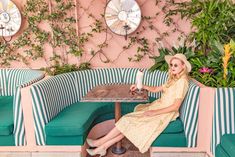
0, 96, 14, 106
216, 144, 231, 157
45, 96, 184, 145
163, 118, 184, 134
46, 135, 85, 145
151, 132, 187, 147
0, 135, 15, 146
45, 101, 114, 137
220, 134, 235, 157
0, 96, 14, 135
45, 99, 152, 137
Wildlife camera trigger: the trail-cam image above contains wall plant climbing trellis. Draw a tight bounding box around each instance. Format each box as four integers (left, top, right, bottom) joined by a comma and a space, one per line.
150, 0, 235, 87
0, 0, 190, 75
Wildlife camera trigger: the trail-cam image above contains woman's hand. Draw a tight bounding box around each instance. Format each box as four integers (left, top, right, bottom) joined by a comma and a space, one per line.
130, 84, 137, 91
143, 110, 157, 116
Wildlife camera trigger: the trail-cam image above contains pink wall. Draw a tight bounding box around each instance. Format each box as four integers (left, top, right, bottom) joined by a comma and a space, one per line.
9, 0, 191, 69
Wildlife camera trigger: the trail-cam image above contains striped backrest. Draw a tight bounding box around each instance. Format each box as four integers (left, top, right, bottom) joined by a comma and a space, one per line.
31, 73, 78, 145
211, 88, 235, 154
0, 69, 8, 96
6, 69, 45, 96
12, 69, 44, 146
7, 69, 27, 96
0, 69, 44, 146
179, 81, 200, 147
121, 68, 168, 99
74, 68, 123, 100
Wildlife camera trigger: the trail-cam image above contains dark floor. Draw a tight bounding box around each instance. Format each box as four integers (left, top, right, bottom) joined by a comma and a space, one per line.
87, 138, 150, 157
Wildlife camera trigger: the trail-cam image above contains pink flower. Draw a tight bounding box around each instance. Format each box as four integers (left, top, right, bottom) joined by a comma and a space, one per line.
199, 67, 213, 74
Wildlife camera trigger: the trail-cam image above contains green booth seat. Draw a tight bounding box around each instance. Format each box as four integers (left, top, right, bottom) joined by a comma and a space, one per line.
45, 98, 186, 146
215, 134, 235, 157
215, 144, 230, 157
0, 96, 14, 145
0, 69, 45, 146
31, 68, 200, 148
152, 132, 186, 147
0, 96, 14, 136
212, 88, 235, 156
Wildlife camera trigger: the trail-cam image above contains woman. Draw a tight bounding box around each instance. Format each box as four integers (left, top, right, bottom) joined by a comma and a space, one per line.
86, 53, 191, 156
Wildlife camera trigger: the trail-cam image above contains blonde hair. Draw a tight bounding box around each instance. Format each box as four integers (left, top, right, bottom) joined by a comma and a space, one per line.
165, 59, 189, 88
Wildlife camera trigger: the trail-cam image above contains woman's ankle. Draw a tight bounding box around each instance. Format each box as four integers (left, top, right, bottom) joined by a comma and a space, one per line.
94, 137, 108, 147
94, 145, 107, 153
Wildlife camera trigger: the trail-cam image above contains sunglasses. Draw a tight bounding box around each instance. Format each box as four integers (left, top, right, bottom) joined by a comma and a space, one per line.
170, 63, 178, 68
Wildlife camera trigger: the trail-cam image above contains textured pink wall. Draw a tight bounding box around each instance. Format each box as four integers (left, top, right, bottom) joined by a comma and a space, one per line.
9, 0, 191, 69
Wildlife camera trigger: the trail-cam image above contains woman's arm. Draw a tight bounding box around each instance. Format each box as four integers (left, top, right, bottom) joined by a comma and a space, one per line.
143, 85, 164, 93
143, 99, 183, 116
130, 84, 164, 93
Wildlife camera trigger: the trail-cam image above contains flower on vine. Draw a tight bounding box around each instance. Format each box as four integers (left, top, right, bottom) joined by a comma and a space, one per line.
222, 44, 231, 80
199, 67, 213, 74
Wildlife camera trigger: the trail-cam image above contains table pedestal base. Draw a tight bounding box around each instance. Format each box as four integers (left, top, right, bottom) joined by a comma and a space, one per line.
112, 146, 126, 155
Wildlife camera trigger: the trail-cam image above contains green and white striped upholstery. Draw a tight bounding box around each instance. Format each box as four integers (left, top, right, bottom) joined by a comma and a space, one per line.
31, 68, 122, 145
0, 69, 44, 146
211, 88, 235, 154
179, 81, 200, 147
30, 68, 200, 147
74, 68, 122, 100
31, 73, 78, 145
0, 69, 8, 96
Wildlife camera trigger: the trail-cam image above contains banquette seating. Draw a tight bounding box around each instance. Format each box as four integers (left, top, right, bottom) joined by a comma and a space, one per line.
212, 88, 235, 157
30, 68, 200, 149
0, 69, 44, 146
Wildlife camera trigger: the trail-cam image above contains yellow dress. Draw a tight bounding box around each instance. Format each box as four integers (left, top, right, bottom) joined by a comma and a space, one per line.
115, 75, 189, 153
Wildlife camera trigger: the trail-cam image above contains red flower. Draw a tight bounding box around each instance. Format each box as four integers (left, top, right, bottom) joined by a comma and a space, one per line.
199, 67, 213, 74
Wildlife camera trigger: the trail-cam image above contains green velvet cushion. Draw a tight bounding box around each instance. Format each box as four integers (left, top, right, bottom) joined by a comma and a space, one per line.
163, 119, 184, 133
0, 96, 14, 135
45, 101, 114, 136
45, 96, 185, 145
216, 144, 231, 157
0, 96, 14, 106
45, 100, 146, 137
0, 135, 15, 146
220, 134, 235, 157
46, 135, 85, 145
151, 132, 187, 147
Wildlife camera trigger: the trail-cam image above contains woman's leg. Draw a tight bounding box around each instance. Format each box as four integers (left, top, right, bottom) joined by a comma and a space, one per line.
87, 134, 125, 155
101, 134, 125, 150
91, 126, 122, 147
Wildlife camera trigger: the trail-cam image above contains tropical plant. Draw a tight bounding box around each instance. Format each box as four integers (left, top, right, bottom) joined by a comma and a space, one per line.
149, 44, 195, 72
188, 39, 235, 87
166, 0, 235, 55
150, 39, 235, 87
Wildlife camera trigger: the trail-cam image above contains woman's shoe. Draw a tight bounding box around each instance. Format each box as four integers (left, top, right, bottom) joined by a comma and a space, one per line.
86, 138, 96, 147
86, 148, 106, 157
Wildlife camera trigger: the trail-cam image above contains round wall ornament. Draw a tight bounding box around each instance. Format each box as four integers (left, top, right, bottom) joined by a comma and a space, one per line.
0, 0, 22, 37
104, 0, 141, 39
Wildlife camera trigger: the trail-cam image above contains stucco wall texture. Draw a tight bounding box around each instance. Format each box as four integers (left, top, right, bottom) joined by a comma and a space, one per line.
9, 0, 191, 69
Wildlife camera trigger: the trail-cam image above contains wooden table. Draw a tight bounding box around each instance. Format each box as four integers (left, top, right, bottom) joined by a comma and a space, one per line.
81, 84, 148, 155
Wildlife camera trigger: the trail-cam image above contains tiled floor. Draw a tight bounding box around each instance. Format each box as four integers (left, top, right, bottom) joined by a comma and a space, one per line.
87, 138, 149, 157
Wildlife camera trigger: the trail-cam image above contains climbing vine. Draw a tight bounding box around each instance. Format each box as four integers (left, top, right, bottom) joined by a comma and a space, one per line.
122, 0, 188, 62
0, 0, 189, 75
